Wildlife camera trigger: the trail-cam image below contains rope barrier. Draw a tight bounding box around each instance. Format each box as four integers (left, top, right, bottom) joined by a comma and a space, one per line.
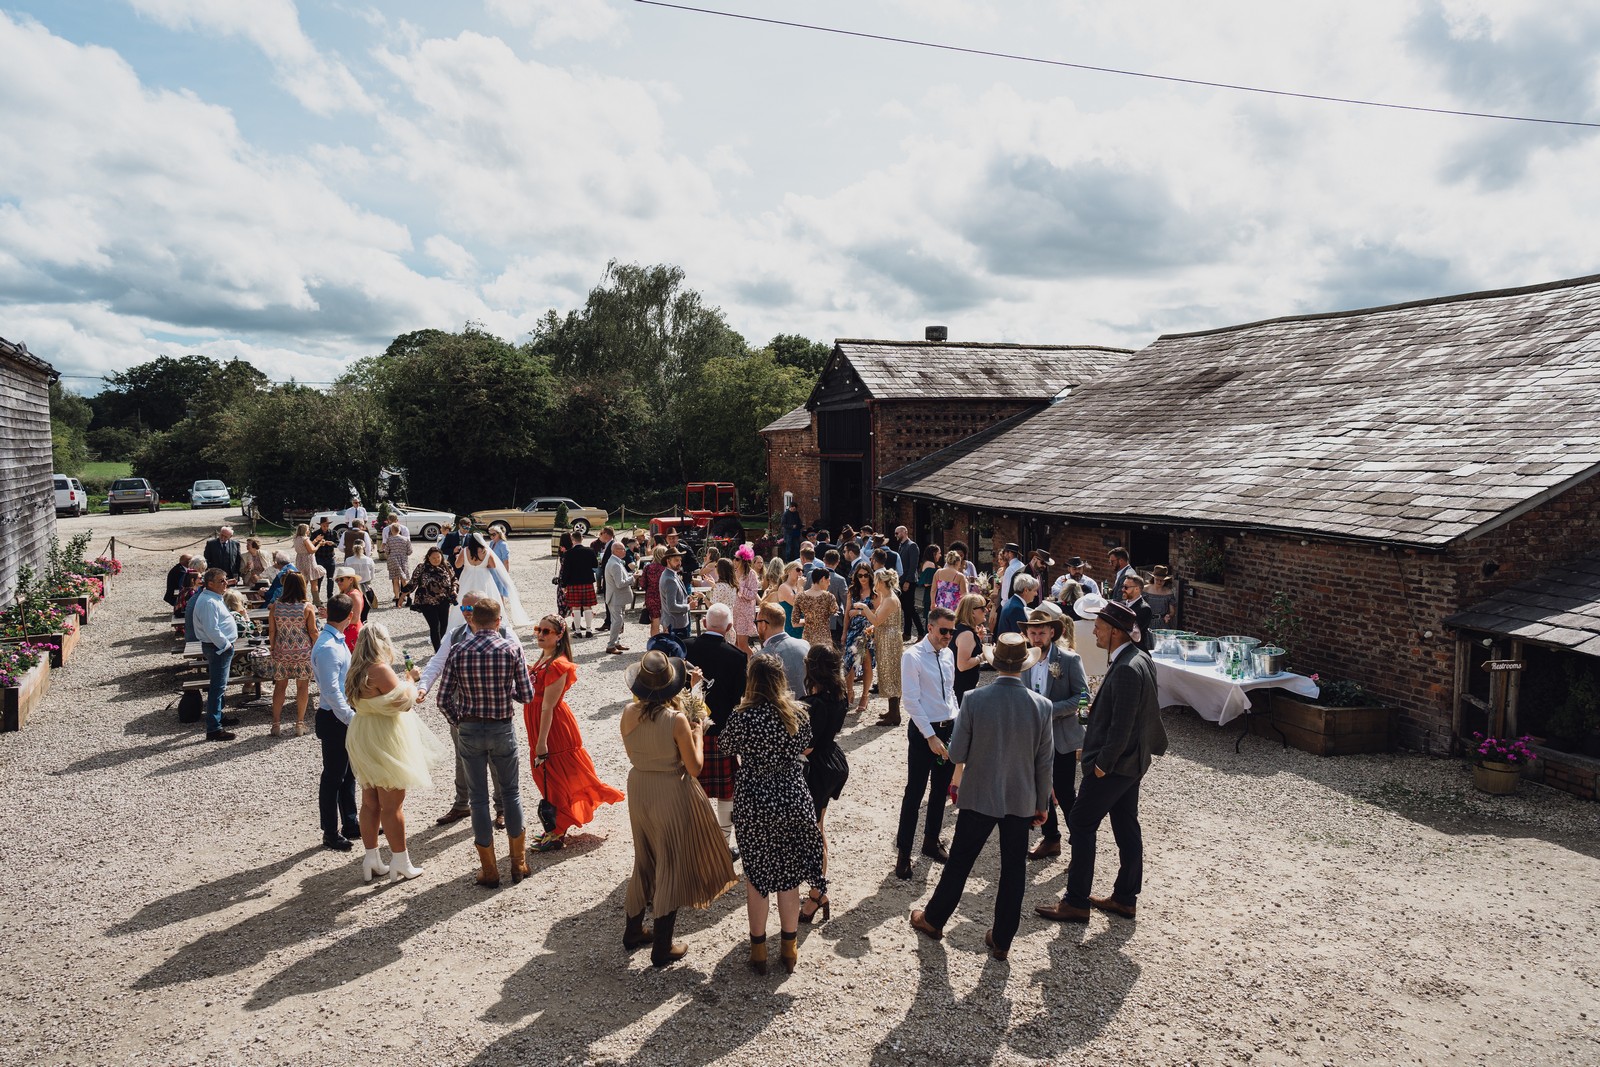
107, 531, 295, 554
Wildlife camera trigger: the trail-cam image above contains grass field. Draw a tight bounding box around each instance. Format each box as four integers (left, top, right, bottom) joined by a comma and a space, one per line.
79, 460, 132, 482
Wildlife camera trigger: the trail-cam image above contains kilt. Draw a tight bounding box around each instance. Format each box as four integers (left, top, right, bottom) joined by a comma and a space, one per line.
696, 733, 738, 801
562, 582, 596, 610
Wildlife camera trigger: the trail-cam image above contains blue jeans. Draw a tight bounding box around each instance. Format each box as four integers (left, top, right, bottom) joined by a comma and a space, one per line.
201, 641, 235, 733
457, 720, 524, 846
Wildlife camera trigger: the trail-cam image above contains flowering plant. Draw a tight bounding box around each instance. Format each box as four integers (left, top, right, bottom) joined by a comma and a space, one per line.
86, 556, 123, 577
1471, 732, 1538, 767
0, 641, 57, 687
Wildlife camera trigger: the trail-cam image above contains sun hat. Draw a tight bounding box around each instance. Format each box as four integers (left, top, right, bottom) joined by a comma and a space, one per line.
1024, 603, 1066, 639
1073, 592, 1109, 620
986, 632, 1043, 673
627, 650, 689, 703
333, 566, 359, 582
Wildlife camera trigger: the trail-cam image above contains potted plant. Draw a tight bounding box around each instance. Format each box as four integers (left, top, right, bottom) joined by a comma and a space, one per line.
1, 640, 56, 731
1259, 591, 1303, 663
1259, 674, 1395, 755
1469, 732, 1537, 794
1179, 533, 1227, 585
1, 567, 79, 667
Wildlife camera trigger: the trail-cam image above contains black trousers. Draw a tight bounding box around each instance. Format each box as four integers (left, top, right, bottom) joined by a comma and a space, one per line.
900, 583, 925, 640
923, 810, 1032, 950
315, 708, 358, 837
318, 558, 336, 601
1064, 771, 1143, 908
896, 720, 955, 851
420, 603, 451, 650
1038, 749, 1080, 841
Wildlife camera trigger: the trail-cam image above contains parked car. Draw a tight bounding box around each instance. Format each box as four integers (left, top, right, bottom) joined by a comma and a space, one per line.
307, 504, 455, 541
107, 477, 160, 515
53, 474, 87, 517
189, 479, 231, 509
471, 497, 609, 538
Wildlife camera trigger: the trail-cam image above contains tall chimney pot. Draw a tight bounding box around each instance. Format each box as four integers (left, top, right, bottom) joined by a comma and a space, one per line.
925, 325, 948, 342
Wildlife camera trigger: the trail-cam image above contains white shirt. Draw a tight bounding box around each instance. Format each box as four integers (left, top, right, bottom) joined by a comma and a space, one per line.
382, 523, 410, 546
347, 554, 374, 584
1028, 655, 1052, 696
342, 505, 368, 526
999, 558, 1023, 601
901, 637, 959, 738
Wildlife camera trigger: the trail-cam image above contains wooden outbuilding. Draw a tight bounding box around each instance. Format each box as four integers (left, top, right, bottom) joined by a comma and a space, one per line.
0, 336, 58, 604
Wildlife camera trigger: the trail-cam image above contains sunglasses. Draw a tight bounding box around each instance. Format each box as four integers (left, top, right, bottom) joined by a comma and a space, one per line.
933, 626, 954, 636
535, 626, 560, 636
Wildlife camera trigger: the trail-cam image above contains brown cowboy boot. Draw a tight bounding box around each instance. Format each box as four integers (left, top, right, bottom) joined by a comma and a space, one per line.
474, 843, 500, 889
507, 833, 531, 884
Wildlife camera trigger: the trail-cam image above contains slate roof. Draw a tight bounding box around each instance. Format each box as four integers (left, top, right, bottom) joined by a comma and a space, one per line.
878, 274, 1600, 547
0, 336, 56, 379
1446, 552, 1600, 657
811, 340, 1132, 405
759, 405, 812, 434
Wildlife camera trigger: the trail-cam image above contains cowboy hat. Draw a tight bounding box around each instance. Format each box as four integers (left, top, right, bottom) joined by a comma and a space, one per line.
1095, 600, 1139, 635
627, 650, 689, 703
986, 632, 1043, 673
1023, 604, 1066, 639
1073, 592, 1108, 620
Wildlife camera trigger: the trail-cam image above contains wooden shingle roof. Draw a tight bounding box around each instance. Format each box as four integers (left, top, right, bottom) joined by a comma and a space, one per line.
813, 340, 1131, 405
759, 405, 812, 434
1446, 551, 1600, 657
879, 274, 1600, 547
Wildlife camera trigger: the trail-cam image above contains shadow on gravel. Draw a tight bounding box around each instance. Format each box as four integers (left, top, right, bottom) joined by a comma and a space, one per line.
870, 940, 1011, 1066
108, 846, 322, 936
1006, 920, 1137, 1058
806, 863, 934, 961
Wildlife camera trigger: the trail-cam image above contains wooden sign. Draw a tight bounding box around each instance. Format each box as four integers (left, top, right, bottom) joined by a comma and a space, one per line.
1481, 660, 1524, 672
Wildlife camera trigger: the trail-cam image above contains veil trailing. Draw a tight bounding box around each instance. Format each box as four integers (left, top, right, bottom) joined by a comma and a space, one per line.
453, 532, 531, 631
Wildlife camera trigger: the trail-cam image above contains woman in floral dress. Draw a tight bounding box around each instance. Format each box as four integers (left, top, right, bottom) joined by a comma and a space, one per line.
733, 546, 760, 652
268, 571, 317, 736
792, 566, 838, 649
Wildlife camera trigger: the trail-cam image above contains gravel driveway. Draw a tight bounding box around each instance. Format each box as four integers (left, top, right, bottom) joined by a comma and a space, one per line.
3, 509, 1598, 1066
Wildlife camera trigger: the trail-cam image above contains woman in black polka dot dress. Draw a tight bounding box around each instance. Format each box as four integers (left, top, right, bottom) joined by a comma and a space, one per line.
721, 653, 827, 975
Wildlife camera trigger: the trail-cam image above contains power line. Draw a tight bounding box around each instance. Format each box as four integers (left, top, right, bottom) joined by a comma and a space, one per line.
632, 0, 1600, 130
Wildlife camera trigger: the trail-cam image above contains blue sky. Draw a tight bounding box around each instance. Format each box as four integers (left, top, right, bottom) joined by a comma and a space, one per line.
3, 0, 1598, 390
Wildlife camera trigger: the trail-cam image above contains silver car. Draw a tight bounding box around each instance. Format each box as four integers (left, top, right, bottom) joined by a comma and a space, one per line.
189, 479, 231, 509
108, 477, 160, 514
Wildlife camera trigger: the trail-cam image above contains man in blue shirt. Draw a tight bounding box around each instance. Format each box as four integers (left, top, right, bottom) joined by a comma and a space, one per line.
311, 595, 362, 851
190, 568, 239, 741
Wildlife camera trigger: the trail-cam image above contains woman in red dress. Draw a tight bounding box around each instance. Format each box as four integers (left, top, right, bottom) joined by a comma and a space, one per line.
524, 614, 625, 851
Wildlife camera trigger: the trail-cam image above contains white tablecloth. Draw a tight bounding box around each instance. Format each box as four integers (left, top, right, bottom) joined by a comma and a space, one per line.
1152, 656, 1320, 725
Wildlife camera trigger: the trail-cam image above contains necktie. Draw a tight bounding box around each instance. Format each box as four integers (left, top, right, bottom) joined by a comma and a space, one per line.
936, 649, 949, 714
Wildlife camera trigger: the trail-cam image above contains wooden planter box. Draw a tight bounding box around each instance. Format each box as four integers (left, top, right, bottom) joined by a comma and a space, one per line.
48, 594, 92, 625
1252, 691, 1394, 756
2, 624, 78, 668
2, 658, 51, 732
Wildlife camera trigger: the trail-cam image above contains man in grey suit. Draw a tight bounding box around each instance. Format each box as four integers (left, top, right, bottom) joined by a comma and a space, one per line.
603, 541, 634, 654
755, 601, 809, 699
1020, 604, 1090, 861
910, 633, 1053, 961
1037, 599, 1167, 923
658, 548, 692, 642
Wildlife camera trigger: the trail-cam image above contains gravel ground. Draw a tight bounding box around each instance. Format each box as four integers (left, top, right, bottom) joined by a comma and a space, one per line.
3, 509, 1599, 1067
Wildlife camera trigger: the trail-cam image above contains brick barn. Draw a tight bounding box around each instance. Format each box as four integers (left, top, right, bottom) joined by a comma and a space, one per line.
876, 274, 1600, 760
0, 336, 58, 604
760, 333, 1130, 534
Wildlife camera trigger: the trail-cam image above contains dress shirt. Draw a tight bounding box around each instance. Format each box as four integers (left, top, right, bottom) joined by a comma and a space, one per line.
348, 554, 375, 585
999, 558, 1023, 601
342, 506, 368, 526
1076, 574, 1100, 596
435, 627, 534, 724
1027, 657, 1052, 696
311, 623, 356, 724
382, 523, 411, 549
901, 637, 960, 739
418, 620, 514, 694
190, 589, 238, 650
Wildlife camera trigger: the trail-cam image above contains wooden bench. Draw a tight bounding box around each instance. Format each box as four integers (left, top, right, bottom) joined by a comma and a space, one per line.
179, 674, 264, 701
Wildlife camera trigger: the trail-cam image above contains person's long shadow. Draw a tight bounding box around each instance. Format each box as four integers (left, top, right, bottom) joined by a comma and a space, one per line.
1006, 919, 1139, 1056
869, 934, 1012, 1066
108, 845, 322, 936
146, 730, 278, 776
803, 863, 934, 961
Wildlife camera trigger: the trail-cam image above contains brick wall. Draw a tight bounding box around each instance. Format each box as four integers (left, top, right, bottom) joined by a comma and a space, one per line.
872, 400, 1038, 482
764, 420, 820, 530
1527, 749, 1599, 800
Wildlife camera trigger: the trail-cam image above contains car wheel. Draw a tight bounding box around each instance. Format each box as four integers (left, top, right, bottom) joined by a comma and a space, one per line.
571, 519, 590, 536
149, 501, 158, 513
490, 521, 511, 538
420, 523, 441, 539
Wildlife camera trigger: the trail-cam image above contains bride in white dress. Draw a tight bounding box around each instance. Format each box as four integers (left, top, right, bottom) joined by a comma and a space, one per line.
454, 533, 531, 629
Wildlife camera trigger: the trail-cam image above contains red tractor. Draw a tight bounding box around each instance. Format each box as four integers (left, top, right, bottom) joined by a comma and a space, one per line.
650, 482, 746, 550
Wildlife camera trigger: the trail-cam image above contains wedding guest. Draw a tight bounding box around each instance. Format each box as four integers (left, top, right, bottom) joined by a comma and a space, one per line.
269, 571, 317, 737
333, 567, 366, 647
911, 633, 1053, 960
347, 542, 376, 610
800, 644, 848, 925
1020, 605, 1089, 862
709, 557, 739, 620
893, 528, 923, 641
1106, 547, 1138, 600
996, 543, 1024, 605
406, 546, 458, 651
932, 549, 968, 616
1027, 548, 1054, 592
558, 530, 599, 637
658, 548, 692, 644
262, 550, 296, 607
164, 553, 194, 608
179, 570, 203, 631
866, 568, 904, 726
946, 540, 979, 581
843, 562, 875, 712
685, 603, 748, 856
603, 541, 635, 655
1118, 573, 1155, 651
819, 549, 849, 647
1063, 556, 1100, 596
342, 520, 373, 564
755, 602, 809, 700
486, 525, 512, 599
1036, 600, 1168, 924
240, 537, 268, 587
733, 544, 760, 652
722, 653, 826, 974
311, 595, 361, 850
437, 517, 473, 578
996, 573, 1038, 637
893, 605, 959, 879
1144, 565, 1178, 627
342, 494, 368, 528
345, 623, 434, 883
191, 568, 239, 742
434, 596, 535, 888
416, 591, 506, 829
775, 560, 804, 638
792, 566, 839, 649
202, 526, 242, 580
621, 651, 738, 966
781, 501, 804, 561
383, 512, 413, 607
293, 524, 321, 606
311, 517, 339, 601
642, 545, 668, 637
951, 593, 989, 707
524, 615, 624, 852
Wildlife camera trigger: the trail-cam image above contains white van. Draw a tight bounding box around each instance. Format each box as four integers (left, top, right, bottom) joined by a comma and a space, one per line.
53, 474, 87, 517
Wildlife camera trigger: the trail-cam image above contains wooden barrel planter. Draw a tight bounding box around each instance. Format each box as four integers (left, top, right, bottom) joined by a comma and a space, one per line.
2, 658, 51, 732
1253, 691, 1394, 756
1472, 760, 1523, 795
48, 594, 91, 625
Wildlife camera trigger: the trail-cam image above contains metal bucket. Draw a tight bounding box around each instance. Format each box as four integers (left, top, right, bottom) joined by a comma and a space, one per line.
1250, 646, 1287, 676
1177, 637, 1218, 663
1217, 635, 1261, 655
1151, 629, 1187, 657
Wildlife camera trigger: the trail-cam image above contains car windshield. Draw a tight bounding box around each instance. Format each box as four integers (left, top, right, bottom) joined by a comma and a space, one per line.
112, 479, 143, 491
195, 481, 226, 491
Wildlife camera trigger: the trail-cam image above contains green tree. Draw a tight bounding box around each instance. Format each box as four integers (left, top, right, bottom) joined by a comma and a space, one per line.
766, 333, 833, 380
130, 358, 269, 498
89, 354, 221, 433
680, 349, 808, 495
49, 381, 92, 474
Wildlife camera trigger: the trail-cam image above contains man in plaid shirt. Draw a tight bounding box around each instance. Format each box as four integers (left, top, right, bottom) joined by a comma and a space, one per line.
435, 596, 535, 888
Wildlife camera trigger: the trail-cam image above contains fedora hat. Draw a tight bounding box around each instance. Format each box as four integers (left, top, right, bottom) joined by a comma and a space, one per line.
1065, 556, 1089, 570
986, 632, 1043, 673
1002, 542, 1022, 556
1096, 600, 1139, 634
332, 565, 359, 583
1031, 549, 1056, 567
662, 547, 684, 560
627, 650, 689, 703
1024, 604, 1066, 639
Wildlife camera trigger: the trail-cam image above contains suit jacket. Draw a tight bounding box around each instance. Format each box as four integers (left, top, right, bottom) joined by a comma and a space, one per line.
1080, 644, 1168, 778
203, 537, 241, 579
164, 562, 189, 606
684, 632, 748, 735
658, 567, 690, 629
824, 567, 848, 637
1024, 644, 1089, 753
996, 594, 1028, 637
947, 676, 1054, 819
762, 631, 811, 700
603, 554, 633, 604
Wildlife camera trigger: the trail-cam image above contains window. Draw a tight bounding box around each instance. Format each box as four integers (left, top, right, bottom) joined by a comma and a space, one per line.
54, 478, 67, 490
112, 478, 144, 491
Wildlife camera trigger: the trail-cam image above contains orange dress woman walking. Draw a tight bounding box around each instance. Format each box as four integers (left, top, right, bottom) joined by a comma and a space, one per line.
524, 615, 624, 850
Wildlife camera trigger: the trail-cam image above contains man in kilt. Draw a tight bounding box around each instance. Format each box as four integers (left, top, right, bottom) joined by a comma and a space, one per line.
685, 603, 749, 860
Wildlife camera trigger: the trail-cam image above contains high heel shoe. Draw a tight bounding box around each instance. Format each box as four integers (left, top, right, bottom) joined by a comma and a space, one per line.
779, 931, 798, 973
798, 890, 830, 924
389, 849, 424, 881
361, 846, 390, 883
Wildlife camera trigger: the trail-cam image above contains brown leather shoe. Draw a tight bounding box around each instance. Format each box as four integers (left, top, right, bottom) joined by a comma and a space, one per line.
984, 928, 1008, 961
434, 807, 470, 826
909, 909, 943, 941
1028, 837, 1061, 860
1034, 899, 1091, 923
493, 812, 506, 830
1089, 895, 1137, 919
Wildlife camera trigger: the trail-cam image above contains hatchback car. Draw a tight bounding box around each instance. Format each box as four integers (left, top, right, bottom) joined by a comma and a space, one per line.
107, 477, 160, 514
470, 497, 609, 537
189, 479, 231, 509
53, 475, 87, 517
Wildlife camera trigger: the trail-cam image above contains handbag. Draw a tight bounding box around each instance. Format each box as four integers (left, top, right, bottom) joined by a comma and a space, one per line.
536, 762, 558, 834
177, 689, 202, 724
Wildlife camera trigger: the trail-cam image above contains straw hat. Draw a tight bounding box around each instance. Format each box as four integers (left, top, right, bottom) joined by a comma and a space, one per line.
986, 632, 1043, 673
626, 650, 689, 703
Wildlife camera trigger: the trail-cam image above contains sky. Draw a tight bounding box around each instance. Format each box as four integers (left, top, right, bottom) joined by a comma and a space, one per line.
2, 0, 1598, 392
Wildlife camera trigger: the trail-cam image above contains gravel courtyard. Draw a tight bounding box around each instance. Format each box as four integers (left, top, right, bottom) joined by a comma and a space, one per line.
4, 509, 1598, 1067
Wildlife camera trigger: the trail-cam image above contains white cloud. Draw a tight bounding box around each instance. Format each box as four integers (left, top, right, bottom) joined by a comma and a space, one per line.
126, 0, 372, 114
484, 0, 623, 47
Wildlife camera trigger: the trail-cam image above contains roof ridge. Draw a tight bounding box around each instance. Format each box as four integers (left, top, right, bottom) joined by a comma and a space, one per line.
836, 339, 1133, 354
1159, 272, 1600, 341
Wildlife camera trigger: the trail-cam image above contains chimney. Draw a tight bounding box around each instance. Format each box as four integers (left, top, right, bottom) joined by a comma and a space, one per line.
924, 325, 948, 342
